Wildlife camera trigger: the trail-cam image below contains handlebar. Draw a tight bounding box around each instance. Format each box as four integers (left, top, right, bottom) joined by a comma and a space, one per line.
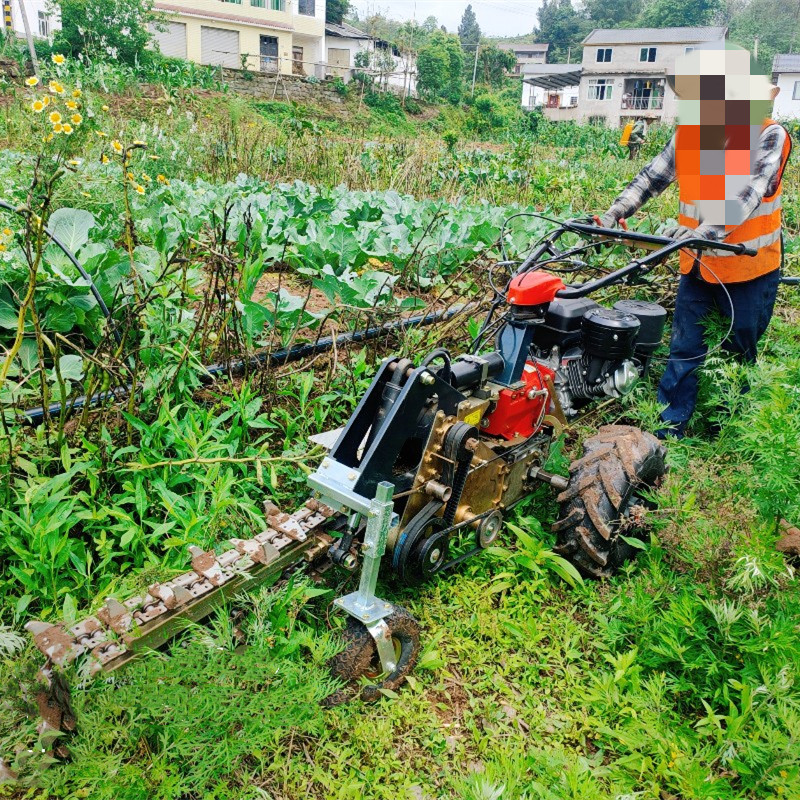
562, 220, 758, 257
513, 219, 758, 300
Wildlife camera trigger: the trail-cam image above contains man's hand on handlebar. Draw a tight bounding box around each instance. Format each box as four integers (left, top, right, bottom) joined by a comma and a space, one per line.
593, 212, 628, 231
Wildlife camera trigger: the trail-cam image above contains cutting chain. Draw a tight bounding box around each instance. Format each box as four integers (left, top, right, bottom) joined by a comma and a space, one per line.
25, 497, 338, 742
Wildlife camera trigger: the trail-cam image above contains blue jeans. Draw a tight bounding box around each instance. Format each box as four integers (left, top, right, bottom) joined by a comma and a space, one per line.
657, 269, 780, 426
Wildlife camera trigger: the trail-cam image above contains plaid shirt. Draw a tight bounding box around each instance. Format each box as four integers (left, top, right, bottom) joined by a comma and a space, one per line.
608, 124, 789, 240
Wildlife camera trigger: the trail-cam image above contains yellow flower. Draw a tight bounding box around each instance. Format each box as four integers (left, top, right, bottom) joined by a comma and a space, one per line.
156, 174, 169, 185
2, 228, 11, 236
132, 139, 146, 147
66, 99, 78, 110
48, 80, 65, 95
67, 158, 81, 166
0, 244, 6, 252
134, 184, 145, 195
141, 174, 152, 183
42, 95, 51, 106
31, 99, 45, 113
95, 131, 107, 138
62, 123, 73, 135
51, 53, 66, 65
70, 113, 83, 125
43, 133, 54, 142
52, 122, 63, 133
72, 88, 82, 98
111, 140, 123, 154
126, 171, 135, 180
101, 154, 110, 164
101, 104, 110, 112
148, 154, 160, 161
25, 76, 39, 87
48, 111, 62, 124
81, 191, 91, 198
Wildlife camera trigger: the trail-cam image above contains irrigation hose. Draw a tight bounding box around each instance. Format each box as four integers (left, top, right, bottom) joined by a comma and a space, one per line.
17, 304, 475, 425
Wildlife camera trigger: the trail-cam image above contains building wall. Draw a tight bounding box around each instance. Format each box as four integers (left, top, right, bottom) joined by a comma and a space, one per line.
521, 81, 578, 110
8, 0, 60, 39
773, 73, 800, 119
326, 36, 417, 94
576, 41, 698, 126
155, 0, 325, 75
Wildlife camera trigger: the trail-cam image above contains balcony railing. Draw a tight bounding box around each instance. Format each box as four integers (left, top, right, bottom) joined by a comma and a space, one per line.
622, 95, 664, 111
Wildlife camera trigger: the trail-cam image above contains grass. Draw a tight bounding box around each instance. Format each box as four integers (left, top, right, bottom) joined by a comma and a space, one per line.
1, 52, 800, 800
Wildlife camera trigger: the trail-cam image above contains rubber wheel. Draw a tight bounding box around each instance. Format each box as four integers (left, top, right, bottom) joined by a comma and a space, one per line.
552, 424, 666, 578
325, 606, 421, 705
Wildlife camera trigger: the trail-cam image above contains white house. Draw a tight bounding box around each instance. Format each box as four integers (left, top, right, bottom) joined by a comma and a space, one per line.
526, 26, 727, 127
521, 62, 579, 113
772, 54, 800, 120
5, 0, 60, 41
151, 0, 327, 77
497, 42, 548, 76
325, 20, 416, 95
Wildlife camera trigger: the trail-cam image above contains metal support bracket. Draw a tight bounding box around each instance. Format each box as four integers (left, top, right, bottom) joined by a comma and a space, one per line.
333, 481, 399, 675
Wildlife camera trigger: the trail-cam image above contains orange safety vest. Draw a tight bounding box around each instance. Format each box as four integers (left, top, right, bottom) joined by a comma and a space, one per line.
675, 119, 792, 283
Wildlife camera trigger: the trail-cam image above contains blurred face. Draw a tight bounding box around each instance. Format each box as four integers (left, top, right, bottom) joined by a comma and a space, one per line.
673, 44, 776, 227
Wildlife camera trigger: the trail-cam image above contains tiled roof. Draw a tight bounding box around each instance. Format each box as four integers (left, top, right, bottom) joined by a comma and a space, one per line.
772, 53, 800, 74
325, 21, 371, 39
583, 26, 727, 45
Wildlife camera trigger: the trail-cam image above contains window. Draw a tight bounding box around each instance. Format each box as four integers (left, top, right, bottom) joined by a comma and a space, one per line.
794, 81, 800, 100
596, 48, 612, 63
298, 0, 315, 14
38, 10, 51, 37
252, 0, 285, 8
685, 46, 695, 54
587, 78, 613, 100
221, 0, 242, 4
640, 47, 656, 62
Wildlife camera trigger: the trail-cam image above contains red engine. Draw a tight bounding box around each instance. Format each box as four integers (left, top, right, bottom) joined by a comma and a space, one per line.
482, 360, 555, 441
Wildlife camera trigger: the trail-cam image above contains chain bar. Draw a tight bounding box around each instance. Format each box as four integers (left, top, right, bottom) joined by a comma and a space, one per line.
26, 498, 337, 678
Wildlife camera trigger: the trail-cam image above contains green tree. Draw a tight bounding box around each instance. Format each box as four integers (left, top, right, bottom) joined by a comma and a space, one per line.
417, 31, 464, 103
584, 0, 643, 27
477, 43, 516, 88
54, 0, 160, 64
637, 0, 722, 28
536, 0, 589, 63
729, 0, 800, 72
458, 4, 482, 51
326, 0, 350, 25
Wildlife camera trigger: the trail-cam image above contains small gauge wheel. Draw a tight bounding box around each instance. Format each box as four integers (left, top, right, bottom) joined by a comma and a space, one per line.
325, 606, 421, 705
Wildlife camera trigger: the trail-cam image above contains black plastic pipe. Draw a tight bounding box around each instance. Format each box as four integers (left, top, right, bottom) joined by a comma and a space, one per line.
18, 304, 473, 425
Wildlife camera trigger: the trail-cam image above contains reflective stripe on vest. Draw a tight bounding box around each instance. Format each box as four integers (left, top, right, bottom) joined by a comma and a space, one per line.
676, 120, 792, 284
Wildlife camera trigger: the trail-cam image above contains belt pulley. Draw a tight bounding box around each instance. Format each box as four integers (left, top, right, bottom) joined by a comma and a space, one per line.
392, 421, 478, 585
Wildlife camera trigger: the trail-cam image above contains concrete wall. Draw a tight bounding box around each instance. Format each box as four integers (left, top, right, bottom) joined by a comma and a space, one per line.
773, 73, 800, 119
154, 0, 325, 75
521, 81, 578, 110
326, 36, 416, 94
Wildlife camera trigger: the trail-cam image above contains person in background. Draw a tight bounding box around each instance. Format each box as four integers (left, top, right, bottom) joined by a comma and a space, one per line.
627, 117, 646, 159
597, 42, 791, 439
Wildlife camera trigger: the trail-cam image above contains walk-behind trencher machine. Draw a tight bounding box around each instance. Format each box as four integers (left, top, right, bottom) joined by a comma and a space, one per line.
23, 221, 757, 751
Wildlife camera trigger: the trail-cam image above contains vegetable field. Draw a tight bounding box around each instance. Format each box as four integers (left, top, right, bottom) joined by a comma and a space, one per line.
1, 55, 800, 800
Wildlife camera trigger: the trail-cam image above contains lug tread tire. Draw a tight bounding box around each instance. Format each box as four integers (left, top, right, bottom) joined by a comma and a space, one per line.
325, 606, 421, 705
553, 425, 666, 578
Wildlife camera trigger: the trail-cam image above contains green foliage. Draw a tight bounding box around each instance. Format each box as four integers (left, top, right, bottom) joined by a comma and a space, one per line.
458, 4, 482, 51
55, 0, 160, 65
536, 0, 590, 64
476, 43, 516, 89
325, 0, 350, 25
417, 31, 465, 104
729, 0, 798, 73
584, 0, 643, 27
639, 0, 722, 28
